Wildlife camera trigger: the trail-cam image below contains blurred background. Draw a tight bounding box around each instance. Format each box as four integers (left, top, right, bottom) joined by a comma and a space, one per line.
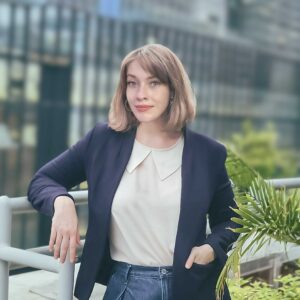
0, 0, 299, 291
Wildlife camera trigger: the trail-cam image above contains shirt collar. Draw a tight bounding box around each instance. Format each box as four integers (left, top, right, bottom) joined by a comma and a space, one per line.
126, 135, 184, 180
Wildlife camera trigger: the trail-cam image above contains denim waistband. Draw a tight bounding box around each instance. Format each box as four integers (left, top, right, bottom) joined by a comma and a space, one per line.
112, 260, 173, 278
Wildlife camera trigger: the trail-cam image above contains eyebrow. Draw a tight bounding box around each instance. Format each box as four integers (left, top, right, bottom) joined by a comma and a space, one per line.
126, 74, 158, 80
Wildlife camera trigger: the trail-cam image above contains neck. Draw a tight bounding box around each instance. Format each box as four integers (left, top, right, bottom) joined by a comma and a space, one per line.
136, 122, 182, 148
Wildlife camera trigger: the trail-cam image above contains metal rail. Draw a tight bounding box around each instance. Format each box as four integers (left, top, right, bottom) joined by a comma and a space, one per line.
0, 190, 88, 300
267, 177, 300, 189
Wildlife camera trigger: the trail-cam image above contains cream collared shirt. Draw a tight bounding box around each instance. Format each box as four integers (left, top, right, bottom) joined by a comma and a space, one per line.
109, 135, 184, 266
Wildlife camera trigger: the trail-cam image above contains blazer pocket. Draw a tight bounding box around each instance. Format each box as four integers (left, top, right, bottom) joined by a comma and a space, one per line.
189, 259, 217, 282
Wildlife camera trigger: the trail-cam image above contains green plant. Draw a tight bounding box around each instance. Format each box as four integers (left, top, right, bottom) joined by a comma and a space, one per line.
228, 277, 280, 300
216, 148, 300, 299
225, 120, 298, 178
227, 270, 300, 300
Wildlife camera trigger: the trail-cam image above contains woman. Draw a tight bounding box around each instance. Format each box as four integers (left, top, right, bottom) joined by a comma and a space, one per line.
28, 44, 239, 300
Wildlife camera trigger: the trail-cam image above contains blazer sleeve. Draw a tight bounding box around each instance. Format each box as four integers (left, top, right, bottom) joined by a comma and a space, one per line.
204, 145, 240, 265
27, 126, 95, 217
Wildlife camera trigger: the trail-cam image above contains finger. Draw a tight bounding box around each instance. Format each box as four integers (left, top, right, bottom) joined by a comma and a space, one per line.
53, 232, 63, 259
49, 225, 57, 252
59, 235, 70, 264
76, 230, 81, 246
69, 234, 77, 263
185, 256, 194, 269
185, 250, 196, 269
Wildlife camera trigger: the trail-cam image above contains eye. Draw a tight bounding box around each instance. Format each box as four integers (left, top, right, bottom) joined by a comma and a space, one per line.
126, 81, 136, 87
150, 80, 161, 87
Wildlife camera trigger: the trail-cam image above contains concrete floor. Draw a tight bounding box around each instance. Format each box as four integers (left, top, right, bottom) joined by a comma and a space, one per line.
9, 264, 106, 300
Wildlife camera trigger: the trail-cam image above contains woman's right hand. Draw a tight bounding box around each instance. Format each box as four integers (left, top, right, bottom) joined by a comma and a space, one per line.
49, 196, 81, 264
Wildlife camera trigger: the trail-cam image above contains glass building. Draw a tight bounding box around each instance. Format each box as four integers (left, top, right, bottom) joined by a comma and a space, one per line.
229, 0, 300, 59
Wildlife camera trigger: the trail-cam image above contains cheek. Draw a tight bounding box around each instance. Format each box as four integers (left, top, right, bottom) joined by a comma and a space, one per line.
126, 89, 133, 101
126, 89, 136, 100
160, 94, 170, 109
126, 91, 136, 110
161, 88, 170, 103
159, 100, 169, 111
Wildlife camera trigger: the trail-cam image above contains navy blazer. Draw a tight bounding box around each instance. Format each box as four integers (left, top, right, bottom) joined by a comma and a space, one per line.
28, 122, 239, 300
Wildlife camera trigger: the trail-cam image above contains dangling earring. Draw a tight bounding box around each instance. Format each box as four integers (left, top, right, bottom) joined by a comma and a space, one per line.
169, 91, 175, 106
169, 95, 175, 107
124, 99, 131, 112
167, 97, 174, 115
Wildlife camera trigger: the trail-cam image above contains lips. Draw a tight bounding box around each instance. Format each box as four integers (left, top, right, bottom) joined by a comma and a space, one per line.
135, 105, 153, 112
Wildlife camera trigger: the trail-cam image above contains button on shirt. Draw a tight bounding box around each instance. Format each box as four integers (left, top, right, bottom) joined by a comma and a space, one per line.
109, 135, 184, 266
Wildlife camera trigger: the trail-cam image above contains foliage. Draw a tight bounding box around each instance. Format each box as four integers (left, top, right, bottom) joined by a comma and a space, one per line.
215, 148, 300, 299
228, 270, 300, 300
224, 120, 298, 178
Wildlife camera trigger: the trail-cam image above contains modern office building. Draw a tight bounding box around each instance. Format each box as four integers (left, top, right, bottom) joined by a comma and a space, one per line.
229, 0, 300, 60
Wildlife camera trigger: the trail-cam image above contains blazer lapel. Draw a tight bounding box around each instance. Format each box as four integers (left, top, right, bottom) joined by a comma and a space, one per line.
89, 127, 136, 241
173, 127, 211, 264
105, 129, 137, 205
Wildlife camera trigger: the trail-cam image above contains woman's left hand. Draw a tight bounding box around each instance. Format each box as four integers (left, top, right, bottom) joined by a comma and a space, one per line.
185, 244, 215, 269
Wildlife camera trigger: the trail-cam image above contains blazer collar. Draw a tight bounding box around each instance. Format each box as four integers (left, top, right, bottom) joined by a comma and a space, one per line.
126, 135, 184, 180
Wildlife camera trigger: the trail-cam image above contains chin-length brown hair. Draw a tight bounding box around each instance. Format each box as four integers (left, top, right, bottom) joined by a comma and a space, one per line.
108, 44, 196, 132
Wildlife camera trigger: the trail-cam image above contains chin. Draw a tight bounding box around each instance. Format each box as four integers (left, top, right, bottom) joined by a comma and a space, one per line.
133, 112, 164, 125
133, 114, 153, 123
135, 118, 153, 123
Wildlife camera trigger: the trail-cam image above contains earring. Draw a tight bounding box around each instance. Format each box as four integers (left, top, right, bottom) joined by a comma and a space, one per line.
169, 91, 175, 106
169, 97, 174, 106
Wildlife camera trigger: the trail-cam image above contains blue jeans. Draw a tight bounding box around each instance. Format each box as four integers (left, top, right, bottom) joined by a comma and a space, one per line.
103, 260, 173, 300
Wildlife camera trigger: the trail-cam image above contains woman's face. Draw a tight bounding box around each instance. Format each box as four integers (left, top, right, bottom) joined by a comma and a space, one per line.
126, 60, 170, 127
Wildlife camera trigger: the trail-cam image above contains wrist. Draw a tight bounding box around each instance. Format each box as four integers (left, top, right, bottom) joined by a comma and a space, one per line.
54, 196, 75, 211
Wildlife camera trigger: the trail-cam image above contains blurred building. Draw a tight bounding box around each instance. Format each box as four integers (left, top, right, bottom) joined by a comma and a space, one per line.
98, 0, 230, 36
96, 0, 300, 151
229, 0, 300, 60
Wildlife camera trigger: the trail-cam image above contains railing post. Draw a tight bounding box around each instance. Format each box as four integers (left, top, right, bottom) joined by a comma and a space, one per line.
0, 196, 12, 300
57, 251, 75, 300
270, 254, 283, 288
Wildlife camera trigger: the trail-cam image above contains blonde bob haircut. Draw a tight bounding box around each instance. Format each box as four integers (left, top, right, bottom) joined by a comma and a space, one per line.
108, 44, 196, 132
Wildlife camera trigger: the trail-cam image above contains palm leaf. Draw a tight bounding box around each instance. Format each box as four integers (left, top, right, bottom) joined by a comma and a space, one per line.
216, 148, 300, 299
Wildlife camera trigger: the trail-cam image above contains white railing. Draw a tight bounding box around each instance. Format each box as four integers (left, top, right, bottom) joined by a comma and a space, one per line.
267, 177, 300, 189
0, 178, 299, 299
0, 191, 88, 300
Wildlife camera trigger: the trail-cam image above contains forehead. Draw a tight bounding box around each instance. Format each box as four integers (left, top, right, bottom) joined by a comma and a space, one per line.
126, 60, 152, 77
126, 58, 169, 83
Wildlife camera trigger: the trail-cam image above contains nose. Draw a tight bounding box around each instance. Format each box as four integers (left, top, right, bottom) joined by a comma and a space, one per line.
136, 84, 148, 100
